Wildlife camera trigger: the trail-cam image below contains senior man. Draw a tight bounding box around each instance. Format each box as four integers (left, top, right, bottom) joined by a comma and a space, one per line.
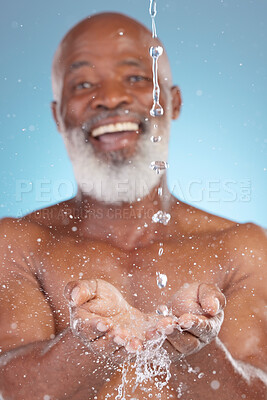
0, 12, 266, 400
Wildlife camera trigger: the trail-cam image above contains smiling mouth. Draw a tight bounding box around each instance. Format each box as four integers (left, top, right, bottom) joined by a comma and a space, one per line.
91, 122, 139, 138
85, 120, 141, 152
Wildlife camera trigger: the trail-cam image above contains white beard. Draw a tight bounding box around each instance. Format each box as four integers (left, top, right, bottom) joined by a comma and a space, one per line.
61, 120, 170, 204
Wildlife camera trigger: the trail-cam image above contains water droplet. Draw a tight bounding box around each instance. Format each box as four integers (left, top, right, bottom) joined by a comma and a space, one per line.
158, 247, 163, 256
156, 304, 169, 316
158, 187, 163, 196
150, 45, 163, 58
150, 135, 162, 143
152, 210, 171, 225
149, 0, 157, 18
150, 161, 169, 174
156, 272, 167, 288
198, 372, 204, 379
150, 104, 164, 117
149, 0, 158, 37
150, 44, 163, 116
210, 380, 220, 390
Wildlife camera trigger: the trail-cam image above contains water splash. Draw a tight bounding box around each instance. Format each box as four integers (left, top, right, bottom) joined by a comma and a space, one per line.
152, 210, 171, 225
115, 336, 171, 399
150, 161, 169, 174
115, 356, 130, 400
133, 334, 171, 391
156, 272, 167, 289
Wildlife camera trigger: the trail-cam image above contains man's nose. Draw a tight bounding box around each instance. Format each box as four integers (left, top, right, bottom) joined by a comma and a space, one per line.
90, 81, 133, 110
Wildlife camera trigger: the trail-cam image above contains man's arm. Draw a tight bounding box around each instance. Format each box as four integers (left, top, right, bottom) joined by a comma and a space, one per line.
0, 328, 121, 400
219, 223, 267, 372
0, 219, 123, 399
162, 223, 267, 398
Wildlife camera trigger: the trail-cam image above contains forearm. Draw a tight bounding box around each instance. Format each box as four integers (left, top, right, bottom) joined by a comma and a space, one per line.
0, 328, 119, 400
168, 338, 266, 400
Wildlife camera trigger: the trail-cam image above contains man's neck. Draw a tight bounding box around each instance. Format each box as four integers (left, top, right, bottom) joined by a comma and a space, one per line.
75, 177, 175, 250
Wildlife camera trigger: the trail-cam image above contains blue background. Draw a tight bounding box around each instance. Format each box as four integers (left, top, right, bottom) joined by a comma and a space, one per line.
1, 0, 266, 226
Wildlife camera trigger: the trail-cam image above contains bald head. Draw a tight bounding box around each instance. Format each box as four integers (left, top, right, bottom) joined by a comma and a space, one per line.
52, 12, 172, 102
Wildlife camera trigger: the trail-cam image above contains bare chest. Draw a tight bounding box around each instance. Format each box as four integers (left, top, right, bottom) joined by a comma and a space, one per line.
36, 234, 226, 331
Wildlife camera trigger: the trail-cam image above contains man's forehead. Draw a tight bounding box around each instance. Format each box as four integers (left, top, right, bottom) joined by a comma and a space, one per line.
60, 13, 151, 54
52, 12, 172, 99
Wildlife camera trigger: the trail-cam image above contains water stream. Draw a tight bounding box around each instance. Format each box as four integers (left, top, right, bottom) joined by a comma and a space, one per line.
115, 3, 173, 398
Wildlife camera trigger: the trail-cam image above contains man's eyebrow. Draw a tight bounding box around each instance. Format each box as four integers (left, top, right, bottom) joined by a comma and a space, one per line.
117, 59, 144, 68
69, 60, 92, 71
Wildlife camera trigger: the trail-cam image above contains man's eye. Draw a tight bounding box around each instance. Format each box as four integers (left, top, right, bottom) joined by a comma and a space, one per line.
128, 75, 149, 83
75, 82, 92, 90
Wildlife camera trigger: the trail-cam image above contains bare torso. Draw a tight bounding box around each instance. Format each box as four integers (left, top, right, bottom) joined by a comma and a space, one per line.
3, 196, 260, 399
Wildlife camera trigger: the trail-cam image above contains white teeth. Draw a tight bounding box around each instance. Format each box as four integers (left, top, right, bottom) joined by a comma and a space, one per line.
91, 122, 139, 137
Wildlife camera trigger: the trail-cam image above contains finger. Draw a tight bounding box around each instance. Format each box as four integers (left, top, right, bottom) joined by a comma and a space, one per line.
112, 326, 131, 346
198, 283, 226, 316
71, 308, 112, 340
64, 280, 97, 306
110, 327, 143, 353
170, 283, 203, 317
166, 328, 203, 355
125, 337, 143, 353
155, 316, 177, 335
178, 311, 224, 342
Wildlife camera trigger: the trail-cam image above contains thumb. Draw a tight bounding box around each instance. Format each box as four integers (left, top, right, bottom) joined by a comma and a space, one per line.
64, 280, 97, 306
198, 283, 226, 317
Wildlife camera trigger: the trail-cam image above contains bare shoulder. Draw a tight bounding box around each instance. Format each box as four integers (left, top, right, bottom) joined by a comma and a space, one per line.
174, 200, 267, 287
173, 200, 237, 234
175, 200, 266, 245
221, 222, 267, 276
22, 198, 79, 229
0, 215, 51, 246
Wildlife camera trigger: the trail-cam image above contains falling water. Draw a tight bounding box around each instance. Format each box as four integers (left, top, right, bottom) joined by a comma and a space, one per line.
149, 0, 170, 224
150, 161, 169, 174
149, 0, 157, 38
150, 135, 162, 143
149, 0, 163, 117
116, 3, 173, 398
156, 271, 167, 289
156, 243, 169, 315
150, 45, 164, 117
133, 334, 171, 390
152, 210, 171, 225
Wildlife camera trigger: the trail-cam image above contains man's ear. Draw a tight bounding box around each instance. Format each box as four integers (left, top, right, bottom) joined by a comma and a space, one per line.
171, 86, 182, 120
51, 101, 61, 132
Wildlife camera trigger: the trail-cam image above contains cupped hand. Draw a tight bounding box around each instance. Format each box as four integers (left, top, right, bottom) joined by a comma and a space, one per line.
165, 282, 226, 356
64, 279, 174, 356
